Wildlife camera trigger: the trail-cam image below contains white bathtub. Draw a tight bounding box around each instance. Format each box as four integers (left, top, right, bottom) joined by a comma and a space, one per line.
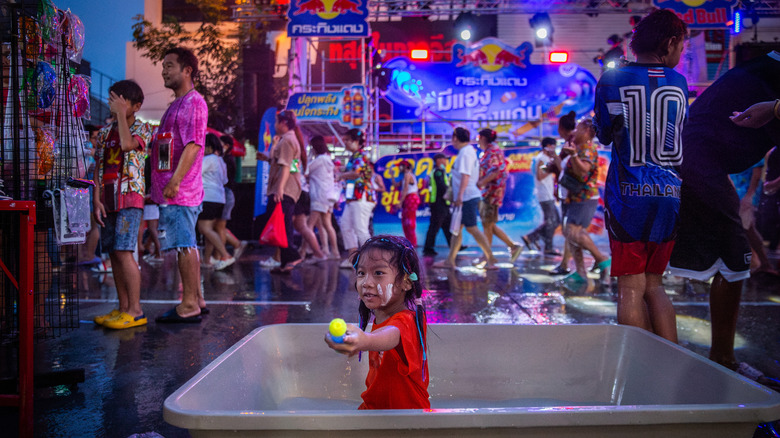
164, 323, 780, 437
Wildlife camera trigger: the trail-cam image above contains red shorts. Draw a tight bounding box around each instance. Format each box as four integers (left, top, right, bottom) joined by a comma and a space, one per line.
609, 240, 675, 276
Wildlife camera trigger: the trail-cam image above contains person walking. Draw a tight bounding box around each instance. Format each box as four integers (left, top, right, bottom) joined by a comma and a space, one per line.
523, 137, 561, 257
476, 129, 522, 262
395, 160, 421, 247
198, 133, 234, 270
433, 127, 497, 270
422, 153, 453, 256
255, 110, 307, 274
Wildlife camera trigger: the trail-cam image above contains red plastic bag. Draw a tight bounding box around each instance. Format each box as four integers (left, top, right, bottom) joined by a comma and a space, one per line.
259, 203, 288, 248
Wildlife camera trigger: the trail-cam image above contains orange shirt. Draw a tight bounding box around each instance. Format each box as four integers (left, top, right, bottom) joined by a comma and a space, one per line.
358, 310, 430, 410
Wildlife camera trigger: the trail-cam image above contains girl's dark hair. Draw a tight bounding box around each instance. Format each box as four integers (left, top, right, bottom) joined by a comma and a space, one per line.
453, 127, 470, 143
478, 128, 497, 143
220, 134, 234, 156
558, 111, 576, 136
163, 47, 199, 80
310, 135, 329, 155
108, 79, 144, 105
278, 110, 307, 173
344, 128, 365, 148
630, 9, 687, 58
205, 133, 222, 153
350, 235, 427, 372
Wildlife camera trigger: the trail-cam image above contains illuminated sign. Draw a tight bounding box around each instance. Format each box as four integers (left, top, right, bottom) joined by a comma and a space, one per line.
653, 0, 737, 28
285, 86, 368, 129
288, 0, 370, 37
381, 37, 597, 140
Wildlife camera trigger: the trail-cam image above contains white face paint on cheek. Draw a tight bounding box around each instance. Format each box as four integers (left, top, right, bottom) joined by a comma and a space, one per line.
382, 283, 393, 306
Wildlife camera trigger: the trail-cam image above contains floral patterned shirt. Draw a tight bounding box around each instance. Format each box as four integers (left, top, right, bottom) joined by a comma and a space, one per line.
479, 144, 508, 206
564, 141, 600, 204
345, 150, 375, 203
96, 119, 153, 209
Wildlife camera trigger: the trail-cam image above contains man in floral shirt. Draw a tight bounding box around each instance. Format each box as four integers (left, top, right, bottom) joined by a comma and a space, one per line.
476, 129, 522, 262
338, 129, 376, 268
92, 80, 153, 329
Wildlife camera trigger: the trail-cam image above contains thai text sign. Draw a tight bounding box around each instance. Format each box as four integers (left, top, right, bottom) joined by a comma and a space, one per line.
287, 0, 370, 37
286, 86, 367, 129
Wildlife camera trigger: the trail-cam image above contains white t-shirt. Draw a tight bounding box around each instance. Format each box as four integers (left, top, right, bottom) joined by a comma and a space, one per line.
452, 144, 482, 202
202, 153, 227, 203
308, 154, 335, 205
533, 151, 555, 203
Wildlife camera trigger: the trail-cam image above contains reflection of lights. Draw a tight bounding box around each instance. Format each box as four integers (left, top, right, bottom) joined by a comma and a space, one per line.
676, 315, 747, 349
519, 274, 556, 284
605, 61, 616, 69
487, 291, 500, 305
566, 297, 616, 317
769, 296, 780, 304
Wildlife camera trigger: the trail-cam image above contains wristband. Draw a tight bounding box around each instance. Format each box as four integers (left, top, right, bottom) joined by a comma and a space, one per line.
774, 99, 780, 121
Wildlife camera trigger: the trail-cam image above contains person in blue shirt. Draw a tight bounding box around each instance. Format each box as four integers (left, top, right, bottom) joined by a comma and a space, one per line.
595, 9, 688, 343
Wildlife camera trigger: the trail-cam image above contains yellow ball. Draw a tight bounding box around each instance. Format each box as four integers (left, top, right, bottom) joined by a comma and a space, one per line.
329, 318, 347, 337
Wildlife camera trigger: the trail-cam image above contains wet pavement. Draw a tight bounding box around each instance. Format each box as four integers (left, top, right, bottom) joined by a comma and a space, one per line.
3, 237, 780, 437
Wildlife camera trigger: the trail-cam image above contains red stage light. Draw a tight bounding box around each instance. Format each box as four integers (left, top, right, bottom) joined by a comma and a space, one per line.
549, 51, 569, 63
410, 49, 429, 60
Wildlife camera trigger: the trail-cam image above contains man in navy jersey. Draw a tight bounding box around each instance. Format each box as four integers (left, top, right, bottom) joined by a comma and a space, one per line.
595, 9, 687, 343
669, 52, 780, 374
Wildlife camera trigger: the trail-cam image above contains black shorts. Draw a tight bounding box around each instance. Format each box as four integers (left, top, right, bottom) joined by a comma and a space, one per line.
294, 191, 311, 216
198, 202, 225, 221
668, 175, 751, 282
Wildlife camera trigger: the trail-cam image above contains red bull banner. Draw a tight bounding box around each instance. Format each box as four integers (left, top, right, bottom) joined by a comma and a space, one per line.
369, 146, 611, 248
288, 0, 370, 38
653, 0, 736, 28
381, 37, 597, 140
286, 86, 368, 128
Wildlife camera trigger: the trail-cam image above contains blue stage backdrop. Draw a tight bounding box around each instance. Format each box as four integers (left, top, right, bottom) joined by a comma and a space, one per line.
369, 146, 611, 248
381, 37, 597, 140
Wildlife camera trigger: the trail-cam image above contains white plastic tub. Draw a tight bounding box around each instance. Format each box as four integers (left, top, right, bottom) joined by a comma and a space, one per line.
164, 324, 780, 437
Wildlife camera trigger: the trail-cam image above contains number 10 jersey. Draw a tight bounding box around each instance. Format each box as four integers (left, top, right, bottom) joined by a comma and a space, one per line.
595, 63, 689, 243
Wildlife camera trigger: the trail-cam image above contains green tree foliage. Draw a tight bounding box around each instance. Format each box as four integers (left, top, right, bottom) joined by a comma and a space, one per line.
131, 0, 241, 134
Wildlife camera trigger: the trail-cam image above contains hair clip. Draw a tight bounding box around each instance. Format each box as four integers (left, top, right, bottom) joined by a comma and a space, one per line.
408, 272, 418, 281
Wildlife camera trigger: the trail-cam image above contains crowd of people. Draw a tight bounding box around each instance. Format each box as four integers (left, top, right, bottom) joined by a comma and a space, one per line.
80, 8, 780, 396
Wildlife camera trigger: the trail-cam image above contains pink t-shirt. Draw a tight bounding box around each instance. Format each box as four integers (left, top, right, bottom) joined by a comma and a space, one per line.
151, 89, 208, 206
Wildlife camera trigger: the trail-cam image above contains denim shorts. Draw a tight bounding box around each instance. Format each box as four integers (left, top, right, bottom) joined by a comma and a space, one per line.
159, 204, 202, 251
461, 197, 481, 228
562, 199, 598, 228
102, 208, 142, 252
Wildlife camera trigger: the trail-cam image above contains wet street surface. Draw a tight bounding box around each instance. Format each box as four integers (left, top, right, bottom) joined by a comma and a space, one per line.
3, 239, 780, 437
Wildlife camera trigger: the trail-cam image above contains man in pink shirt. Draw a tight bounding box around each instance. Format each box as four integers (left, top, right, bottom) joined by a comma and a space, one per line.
151, 47, 209, 323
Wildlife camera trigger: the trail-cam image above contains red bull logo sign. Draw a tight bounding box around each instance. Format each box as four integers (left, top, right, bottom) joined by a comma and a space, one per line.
288, 0, 369, 37
653, 0, 736, 28
456, 41, 530, 72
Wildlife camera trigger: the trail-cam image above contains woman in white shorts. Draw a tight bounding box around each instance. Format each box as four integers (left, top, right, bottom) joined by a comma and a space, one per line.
307, 136, 339, 258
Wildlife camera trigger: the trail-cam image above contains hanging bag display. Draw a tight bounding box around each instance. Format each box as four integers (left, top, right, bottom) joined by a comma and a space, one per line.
259, 202, 288, 248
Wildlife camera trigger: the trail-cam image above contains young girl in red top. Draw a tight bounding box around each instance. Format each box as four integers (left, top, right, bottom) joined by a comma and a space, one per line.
325, 235, 429, 409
